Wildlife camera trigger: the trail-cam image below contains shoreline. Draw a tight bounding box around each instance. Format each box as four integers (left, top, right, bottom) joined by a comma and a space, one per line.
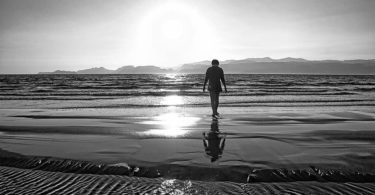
1, 148, 374, 183
2, 143, 375, 194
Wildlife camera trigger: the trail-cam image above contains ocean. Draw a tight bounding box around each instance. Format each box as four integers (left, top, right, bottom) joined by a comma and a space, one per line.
1, 74, 375, 185
1, 74, 374, 109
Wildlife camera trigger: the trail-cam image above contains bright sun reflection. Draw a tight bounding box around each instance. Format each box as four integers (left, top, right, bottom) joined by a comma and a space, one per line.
164, 73, 177, 79
144, 129, 187, 137
141, 112, 200, 137
161, 95, 184, 106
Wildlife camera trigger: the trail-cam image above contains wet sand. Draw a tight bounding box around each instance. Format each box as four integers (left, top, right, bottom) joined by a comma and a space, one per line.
1, 148, 375, 194
1, 106, 375, 193
1, 107, 375, 169
1, 165, 375, 194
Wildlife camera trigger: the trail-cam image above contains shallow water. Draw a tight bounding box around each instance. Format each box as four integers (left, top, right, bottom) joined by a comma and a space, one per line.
1, 107, 375, 174
0, 74, 375, 182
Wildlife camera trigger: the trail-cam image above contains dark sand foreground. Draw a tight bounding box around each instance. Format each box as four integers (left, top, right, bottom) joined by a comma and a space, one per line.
1, 147, 375, 195
1, 165, 375, 194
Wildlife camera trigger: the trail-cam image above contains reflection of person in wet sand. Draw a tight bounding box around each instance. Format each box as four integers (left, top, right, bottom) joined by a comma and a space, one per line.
203, 59, 227, 118
203, 120, 226, 162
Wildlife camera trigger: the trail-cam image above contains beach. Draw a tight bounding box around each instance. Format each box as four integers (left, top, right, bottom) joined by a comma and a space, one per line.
1, 74, 375, 194
2, 166, 375, 194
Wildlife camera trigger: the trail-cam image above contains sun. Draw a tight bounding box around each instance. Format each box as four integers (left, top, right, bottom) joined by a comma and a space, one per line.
160, 19, 184, 40
148, 3, 194, 48
132, 1, 217, 67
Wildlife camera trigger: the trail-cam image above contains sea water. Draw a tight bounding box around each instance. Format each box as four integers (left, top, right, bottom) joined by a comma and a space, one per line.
0, 74, 375, 182
0, 74, 374, 109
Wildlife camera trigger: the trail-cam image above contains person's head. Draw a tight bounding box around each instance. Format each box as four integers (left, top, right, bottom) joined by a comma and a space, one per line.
211, 59, 219, 66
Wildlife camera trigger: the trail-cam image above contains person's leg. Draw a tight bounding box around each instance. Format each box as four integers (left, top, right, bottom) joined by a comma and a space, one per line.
209, 92, 215, 115
215, 92, 220, 115
211, 92, 218, 115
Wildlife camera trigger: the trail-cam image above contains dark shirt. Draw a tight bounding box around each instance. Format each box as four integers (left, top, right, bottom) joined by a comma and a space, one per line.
203, 131, 226, 162
205, 66, 225, 92
205, 132, 224, 157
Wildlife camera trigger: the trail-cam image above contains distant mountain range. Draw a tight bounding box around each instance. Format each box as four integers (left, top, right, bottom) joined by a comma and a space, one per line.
39, 57, 375, 74
39, 65, 173, 74
177, 58, 375, 74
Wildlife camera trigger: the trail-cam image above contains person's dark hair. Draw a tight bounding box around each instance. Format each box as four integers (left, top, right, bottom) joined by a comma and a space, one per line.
211, 59, 219, 66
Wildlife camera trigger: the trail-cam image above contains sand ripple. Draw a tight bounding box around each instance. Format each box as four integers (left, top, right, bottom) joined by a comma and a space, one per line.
1, 150, 375, 183
1, 166, 375, 194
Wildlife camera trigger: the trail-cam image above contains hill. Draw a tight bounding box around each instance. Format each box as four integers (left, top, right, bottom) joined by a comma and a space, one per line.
178, 58, 375, 74
39, 66, 172, 74
38, 58, 375, 74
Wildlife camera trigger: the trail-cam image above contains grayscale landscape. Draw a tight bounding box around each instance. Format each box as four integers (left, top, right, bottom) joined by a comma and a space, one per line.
1, 0, 375, 194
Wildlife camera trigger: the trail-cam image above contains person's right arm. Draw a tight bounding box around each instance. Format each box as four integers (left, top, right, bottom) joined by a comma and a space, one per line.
220, 138, 226, 154
220, 69, 227, 92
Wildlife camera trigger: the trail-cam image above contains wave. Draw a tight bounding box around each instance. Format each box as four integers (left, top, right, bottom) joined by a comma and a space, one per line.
355, 87, 375, 92
0, 91, 362, 99
1, 74, 374, 109
1, 101, 373, 109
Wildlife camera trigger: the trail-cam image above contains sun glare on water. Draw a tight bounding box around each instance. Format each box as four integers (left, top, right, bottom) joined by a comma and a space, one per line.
161, 95, 184, 106
142, 112, 200, 137
164, 73, 178, 79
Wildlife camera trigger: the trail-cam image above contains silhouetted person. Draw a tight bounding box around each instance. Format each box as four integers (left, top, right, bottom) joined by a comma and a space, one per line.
203, 59, 227, 118
203, 119, 226, 162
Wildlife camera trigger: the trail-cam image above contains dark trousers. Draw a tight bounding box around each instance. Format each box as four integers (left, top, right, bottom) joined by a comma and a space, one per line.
209, 91, 220, 115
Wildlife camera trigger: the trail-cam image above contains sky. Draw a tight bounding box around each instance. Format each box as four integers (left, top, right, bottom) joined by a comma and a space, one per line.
1, 0, 375, 73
